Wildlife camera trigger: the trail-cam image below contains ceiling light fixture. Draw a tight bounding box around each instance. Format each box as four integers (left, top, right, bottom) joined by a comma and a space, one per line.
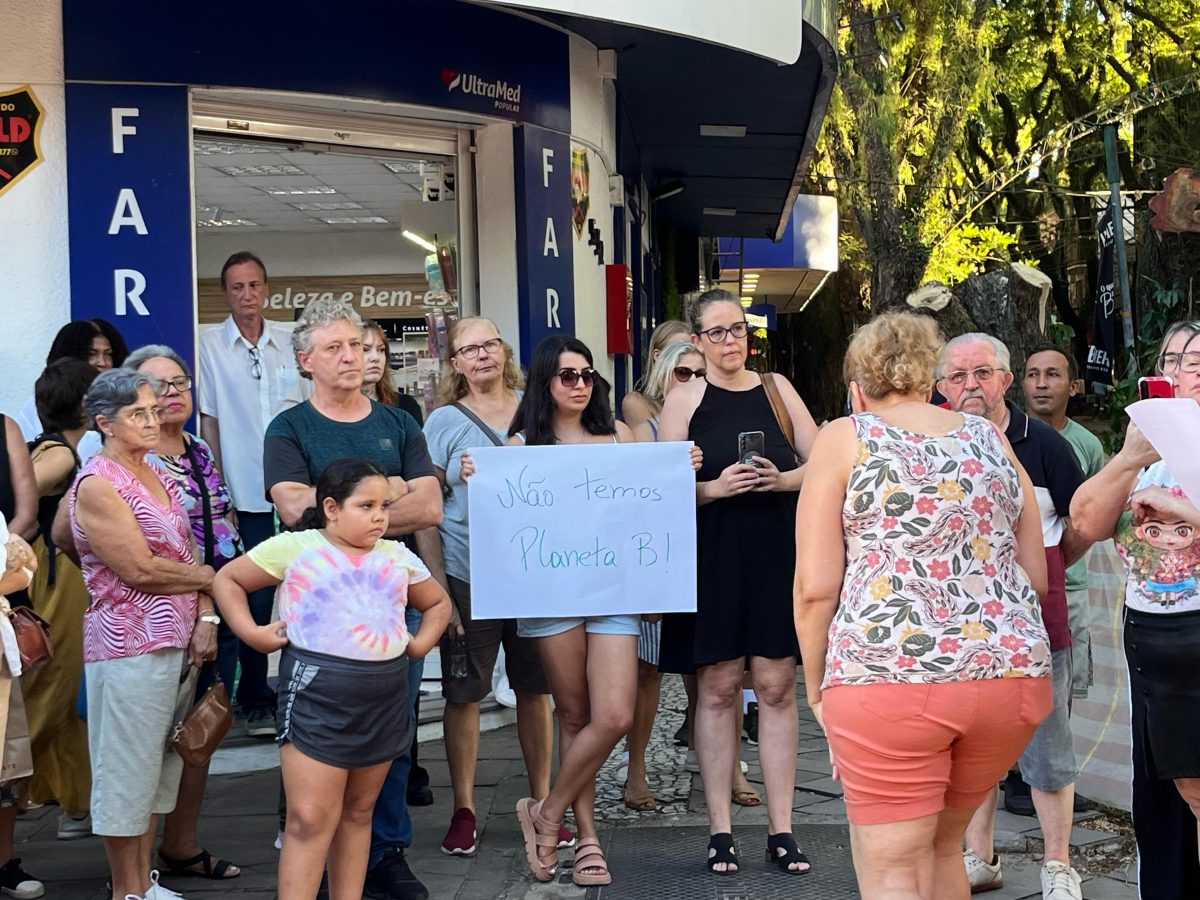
217, 164, 306, 177
699, 124, 748, 138
321, 216, 388, 225
651, 180, 686, 202
703, 207, 737, 217
258, 185, 337, 195
740, 296, 753, 308
290, 201, 363, 211
403, 229, 438, 252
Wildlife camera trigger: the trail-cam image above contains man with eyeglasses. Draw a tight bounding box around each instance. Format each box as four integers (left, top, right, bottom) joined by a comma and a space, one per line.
937, 333, 1091, 900
198, 250, 309, 738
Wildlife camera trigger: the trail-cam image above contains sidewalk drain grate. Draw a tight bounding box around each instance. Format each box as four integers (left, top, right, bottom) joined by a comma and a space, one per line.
590, 824, 859, 899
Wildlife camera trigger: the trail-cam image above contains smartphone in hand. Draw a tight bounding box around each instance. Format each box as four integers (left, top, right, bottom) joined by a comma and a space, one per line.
737, 431, 765, 467
1138, 376, 1174, 400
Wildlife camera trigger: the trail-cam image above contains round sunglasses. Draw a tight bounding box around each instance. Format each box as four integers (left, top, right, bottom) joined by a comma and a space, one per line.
672, 366, 706, 382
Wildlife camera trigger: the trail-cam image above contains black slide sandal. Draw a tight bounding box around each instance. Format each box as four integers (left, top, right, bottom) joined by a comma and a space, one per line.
707, 833, 739, 874
765, 833, 811, 873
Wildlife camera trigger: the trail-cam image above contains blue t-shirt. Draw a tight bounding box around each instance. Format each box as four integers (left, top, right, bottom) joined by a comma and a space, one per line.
422, 402, 511, 583
263, 400, 436, 501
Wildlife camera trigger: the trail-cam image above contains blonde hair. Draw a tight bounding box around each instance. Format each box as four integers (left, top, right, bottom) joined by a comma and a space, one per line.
844, 312, 941, 399
434, 316, 524, 406
641, 342, 705, 413
633, 320, 689, 394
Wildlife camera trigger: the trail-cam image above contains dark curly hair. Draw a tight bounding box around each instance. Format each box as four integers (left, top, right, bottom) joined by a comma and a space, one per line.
509, 335, 615, 446
296, 458, 389, 530
45, 319, 129, 369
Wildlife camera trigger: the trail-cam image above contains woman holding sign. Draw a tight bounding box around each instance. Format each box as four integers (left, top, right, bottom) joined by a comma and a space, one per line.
657, 288, 819, 875
419, 317, 558, 859
505, 335, 636, 888
1071, 321, 1200, 897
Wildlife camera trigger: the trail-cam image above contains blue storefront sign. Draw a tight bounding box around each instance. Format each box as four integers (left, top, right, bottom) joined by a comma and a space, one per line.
65, 84, 196, 368
513, 124, 575, 363
61, 0, 570, 133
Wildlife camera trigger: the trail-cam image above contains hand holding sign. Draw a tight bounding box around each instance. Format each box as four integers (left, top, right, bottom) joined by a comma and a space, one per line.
467, 443, 697, 619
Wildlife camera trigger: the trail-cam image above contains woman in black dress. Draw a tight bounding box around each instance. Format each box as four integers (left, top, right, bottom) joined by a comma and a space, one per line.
658, 289, 818, 875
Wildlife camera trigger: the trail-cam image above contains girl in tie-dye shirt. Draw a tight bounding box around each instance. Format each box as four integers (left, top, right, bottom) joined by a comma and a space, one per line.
213, 458, 450, 900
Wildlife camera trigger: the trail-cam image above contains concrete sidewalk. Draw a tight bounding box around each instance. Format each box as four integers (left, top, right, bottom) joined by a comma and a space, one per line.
16, 676, 1138, 899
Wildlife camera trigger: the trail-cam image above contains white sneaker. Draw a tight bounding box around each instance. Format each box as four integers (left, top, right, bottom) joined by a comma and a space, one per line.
57, 811, 92, 840
145, 870, 186, 900
1041, 860, 1082, 900
964, 850, 1003, 893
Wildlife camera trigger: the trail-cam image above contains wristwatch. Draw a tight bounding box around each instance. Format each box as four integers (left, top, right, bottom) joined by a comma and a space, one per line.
198, 612, 221, 626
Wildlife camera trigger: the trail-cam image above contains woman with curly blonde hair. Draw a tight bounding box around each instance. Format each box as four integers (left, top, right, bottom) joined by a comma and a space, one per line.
795, 311, 1052, 899
419, 317, 558, 859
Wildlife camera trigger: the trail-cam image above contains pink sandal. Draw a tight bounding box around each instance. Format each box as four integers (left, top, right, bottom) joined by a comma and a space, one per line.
572, 839, 612, 887
515, 797, 559, 882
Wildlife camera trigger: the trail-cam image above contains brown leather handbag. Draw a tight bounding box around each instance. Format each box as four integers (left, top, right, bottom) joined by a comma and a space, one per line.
7, 606, 53, 671
172, 667, 234, 767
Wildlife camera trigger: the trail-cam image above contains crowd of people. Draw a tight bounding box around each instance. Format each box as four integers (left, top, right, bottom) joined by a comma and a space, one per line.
0, 256, 1195, 900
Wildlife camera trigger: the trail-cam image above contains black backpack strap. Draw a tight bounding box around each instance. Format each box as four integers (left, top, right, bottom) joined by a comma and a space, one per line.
183, 436, 215, 564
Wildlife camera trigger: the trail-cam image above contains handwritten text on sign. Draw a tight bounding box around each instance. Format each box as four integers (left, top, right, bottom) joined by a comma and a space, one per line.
467, 443, 697, 619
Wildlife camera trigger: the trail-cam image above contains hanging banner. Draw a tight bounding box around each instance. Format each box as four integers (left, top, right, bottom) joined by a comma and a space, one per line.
1086, 209, 1117, 393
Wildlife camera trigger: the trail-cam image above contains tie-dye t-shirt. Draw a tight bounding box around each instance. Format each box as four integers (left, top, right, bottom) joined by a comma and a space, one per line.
248, 530, 431, 661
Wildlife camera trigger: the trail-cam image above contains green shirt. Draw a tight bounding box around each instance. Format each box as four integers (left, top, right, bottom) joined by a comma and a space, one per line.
1059, 417, 1105, 592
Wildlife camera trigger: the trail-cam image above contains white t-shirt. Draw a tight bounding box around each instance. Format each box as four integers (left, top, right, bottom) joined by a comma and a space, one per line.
197, 316, 309, 512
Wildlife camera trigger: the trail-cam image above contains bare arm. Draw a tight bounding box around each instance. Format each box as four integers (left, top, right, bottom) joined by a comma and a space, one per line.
405, 576, 452, 659
794, 419, 854, 708
1013, 462, 1049, 598
386, 475, 442, 535
74, 476, 214, 594
5, 419, 37, 540
269, 481, 315, 529
1059, 520, 1092, 568
621, 392, 652, 429
32, 445, 75, 496
50, 496, 80, 566
413, 525, 462, 638
199, 414, 223, 472
1070, 421, 1159, 543
212, 555, 287, 653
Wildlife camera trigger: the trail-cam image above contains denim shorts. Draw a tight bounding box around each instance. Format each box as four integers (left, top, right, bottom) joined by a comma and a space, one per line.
517, 614, 641, 640
1017, 647, 1078, 791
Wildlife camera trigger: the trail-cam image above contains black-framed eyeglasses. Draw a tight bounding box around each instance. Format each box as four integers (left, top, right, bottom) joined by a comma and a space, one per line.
453, 339, 502, 360
673, 366, 706, 382
697, 321, 750, 343
155, 375, 193, 396
940, 366, 1000, 386
1156, 352, 1200, 375
557, 367, 597, 388
248, 346, 262, 380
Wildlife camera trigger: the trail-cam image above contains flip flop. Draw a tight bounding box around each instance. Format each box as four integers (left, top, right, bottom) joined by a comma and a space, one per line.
623, 782, 657, 811
572, 839, 612, 887
156, 848, 240, 879
515, 797, 559, 882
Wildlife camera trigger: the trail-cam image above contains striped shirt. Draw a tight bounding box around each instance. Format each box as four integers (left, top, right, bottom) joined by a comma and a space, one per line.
70, 455, 198, 662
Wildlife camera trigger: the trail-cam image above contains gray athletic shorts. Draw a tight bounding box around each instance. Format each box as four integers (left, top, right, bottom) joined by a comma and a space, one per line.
1017, 647, 1077, 792
277, 645, 412, 769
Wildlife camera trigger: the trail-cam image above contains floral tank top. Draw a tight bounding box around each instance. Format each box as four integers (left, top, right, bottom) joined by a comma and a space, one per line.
824, 412, 1051, 688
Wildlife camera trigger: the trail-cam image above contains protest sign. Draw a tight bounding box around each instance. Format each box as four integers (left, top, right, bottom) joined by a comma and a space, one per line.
467, 442, 697, 619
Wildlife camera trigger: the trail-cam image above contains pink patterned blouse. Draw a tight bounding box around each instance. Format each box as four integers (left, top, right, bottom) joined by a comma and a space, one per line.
824, 413, 1051, 688
70, 455, 198, 662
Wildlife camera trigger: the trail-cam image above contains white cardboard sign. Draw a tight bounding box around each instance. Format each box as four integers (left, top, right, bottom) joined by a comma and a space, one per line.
1126, 398, 1200, 505
467, 442, 697, 619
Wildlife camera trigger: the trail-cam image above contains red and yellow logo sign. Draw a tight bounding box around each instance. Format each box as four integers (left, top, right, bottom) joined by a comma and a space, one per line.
0, 85, 44, 199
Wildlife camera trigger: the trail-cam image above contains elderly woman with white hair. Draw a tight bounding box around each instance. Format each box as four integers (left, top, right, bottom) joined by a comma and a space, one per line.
68, 367, 218, 900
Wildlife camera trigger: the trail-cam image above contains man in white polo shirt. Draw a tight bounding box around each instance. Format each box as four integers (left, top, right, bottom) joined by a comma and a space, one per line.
198, 251, 308, 736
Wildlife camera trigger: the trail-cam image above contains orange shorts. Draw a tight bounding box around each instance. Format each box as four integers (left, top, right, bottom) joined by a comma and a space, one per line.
822, 678, 1052, 825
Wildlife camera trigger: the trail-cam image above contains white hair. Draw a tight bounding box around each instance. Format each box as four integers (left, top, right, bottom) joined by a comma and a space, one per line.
937, 332, 1011, 377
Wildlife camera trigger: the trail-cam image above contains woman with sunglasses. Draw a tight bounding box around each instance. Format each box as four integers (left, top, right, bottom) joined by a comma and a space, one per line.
1071, 321, 1200, 896
506, 335, 636, 888
658, 288, 819, 875
419, 318, 557, 859
621, 341, 708, 812
620, 320, 691, 428
126, 345, 243, 882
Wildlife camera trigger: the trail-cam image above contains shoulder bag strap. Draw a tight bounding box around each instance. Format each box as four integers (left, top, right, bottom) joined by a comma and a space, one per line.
183, 436, 216, 564
761, 373, 799, 462
452, 402, 504, 447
